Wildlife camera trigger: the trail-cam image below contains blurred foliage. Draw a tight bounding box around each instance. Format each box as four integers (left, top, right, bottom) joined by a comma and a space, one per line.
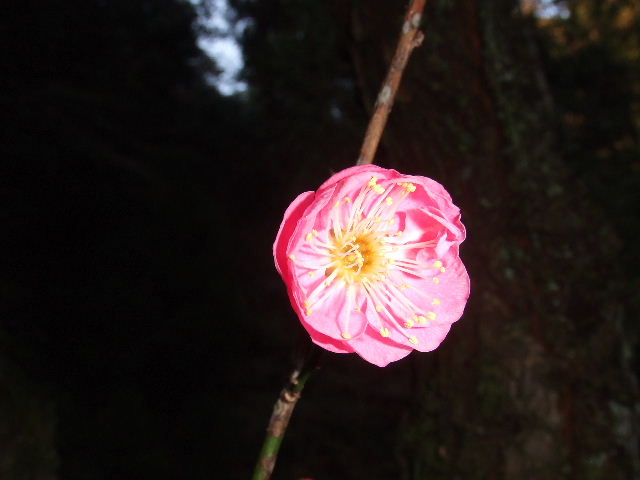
0, 349, 58, 480
1, 0, 638, 479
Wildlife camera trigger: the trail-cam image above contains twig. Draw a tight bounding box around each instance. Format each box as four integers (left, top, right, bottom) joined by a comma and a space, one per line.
356, 0, 427, 166
251, 343, 322, 480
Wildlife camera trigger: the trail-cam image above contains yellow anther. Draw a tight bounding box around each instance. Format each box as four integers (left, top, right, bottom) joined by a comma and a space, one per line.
288, 254, 296, 260
427, 311, 437, 321
399, 283, 409, 290
432, 298, 441, 306
375, 305, 383, 312
308, 272, 316, 277
395, 231, 403, 236
374, 217, 381, 223
387, 218, 395, 225
343, 196, 351, 203
433, 278, 440, 284
334, 201, 341, 209
312, 229, 319, 236
304, 300, 312, 307
341, 332, 352, 340
368, 176, 378, 188
354, 307, 361, 312
373, 184, 385, 194
306, 233, 313, 242
398, 182, 416, 193
433, 260, 443, 268
404, 319, 415, 328
385, 197, 393, 206
440, 267, 446, 273
380, 328, 390, 338
409, 336, 419, 345
417, 315, 427, 324
305, 309, 313, 316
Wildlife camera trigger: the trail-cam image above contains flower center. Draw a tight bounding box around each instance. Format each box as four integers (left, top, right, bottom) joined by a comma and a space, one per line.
330, 232, 386, 283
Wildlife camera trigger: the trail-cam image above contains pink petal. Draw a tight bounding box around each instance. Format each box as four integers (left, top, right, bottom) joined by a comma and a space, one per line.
297, 282, 369, 341
301, 320, 355, 353
401, 252, 470, 326
406, 323, 453, 352
273, 191, 315, 276
317, 164, 390, 192
348, 325, 413, 367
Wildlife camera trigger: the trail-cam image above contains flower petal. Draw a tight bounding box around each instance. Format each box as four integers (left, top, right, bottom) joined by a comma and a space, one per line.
317, 164, 391, 192
347, 325, 413, 367
401, 251, 470, 326
273, 191, 315, 276
301, 320, 355, 353
298, 281, 369, 341
405, 323, 452, 353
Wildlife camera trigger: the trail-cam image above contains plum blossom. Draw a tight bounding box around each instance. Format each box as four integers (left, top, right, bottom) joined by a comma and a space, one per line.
273, 165, 470, 367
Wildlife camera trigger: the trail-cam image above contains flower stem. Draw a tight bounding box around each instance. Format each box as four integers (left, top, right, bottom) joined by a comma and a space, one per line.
251, 343, 322, 480
357, 0, 427, 166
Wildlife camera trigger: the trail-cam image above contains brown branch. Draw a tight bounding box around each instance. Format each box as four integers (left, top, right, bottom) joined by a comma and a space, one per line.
356, 0, 427, 166
251, 343, 322, 480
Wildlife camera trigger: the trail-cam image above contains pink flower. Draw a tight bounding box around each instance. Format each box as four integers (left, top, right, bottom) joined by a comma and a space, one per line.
274, 165, 470, 367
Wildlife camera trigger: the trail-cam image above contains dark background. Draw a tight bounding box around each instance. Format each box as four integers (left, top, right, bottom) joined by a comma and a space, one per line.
2, 0, 639, 479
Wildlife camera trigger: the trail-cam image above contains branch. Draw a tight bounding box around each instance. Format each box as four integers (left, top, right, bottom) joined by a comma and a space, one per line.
356, 0, 427, 166
251, 343, 322, 480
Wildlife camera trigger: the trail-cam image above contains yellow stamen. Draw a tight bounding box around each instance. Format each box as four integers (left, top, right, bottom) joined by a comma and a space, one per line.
380, 328, 390, 338
409, 336, 419, 345
341, 332, 352, 339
